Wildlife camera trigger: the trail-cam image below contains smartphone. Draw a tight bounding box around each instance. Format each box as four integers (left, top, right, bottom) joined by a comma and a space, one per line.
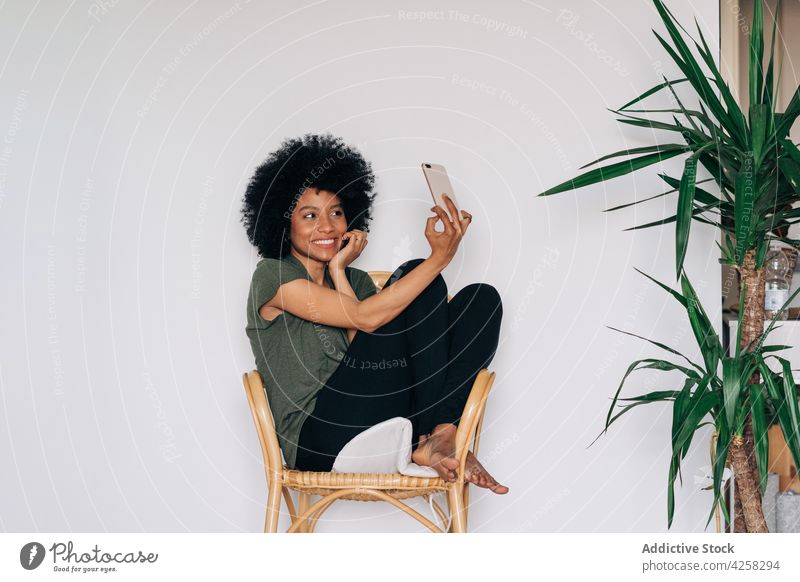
422, 163, 461, 221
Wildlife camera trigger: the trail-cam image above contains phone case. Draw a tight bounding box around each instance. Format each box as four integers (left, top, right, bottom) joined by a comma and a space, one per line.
422, 163, 461, 220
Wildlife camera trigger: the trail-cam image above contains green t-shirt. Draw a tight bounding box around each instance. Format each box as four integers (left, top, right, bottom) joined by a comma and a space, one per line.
245, 253, 378, 469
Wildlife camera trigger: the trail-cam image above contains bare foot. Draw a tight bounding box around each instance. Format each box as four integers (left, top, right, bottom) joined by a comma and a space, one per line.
464, 451, 509, 494
412, 425, 509, 494
411, 426, 459, 482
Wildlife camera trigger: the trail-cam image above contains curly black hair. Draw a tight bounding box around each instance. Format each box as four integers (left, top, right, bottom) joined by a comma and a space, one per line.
241, 133, 377, 259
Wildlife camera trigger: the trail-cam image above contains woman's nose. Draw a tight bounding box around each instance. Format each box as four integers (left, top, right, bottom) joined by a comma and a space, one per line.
317, 215, 335, 232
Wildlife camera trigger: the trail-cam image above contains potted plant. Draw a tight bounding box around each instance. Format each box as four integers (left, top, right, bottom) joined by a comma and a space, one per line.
539, 0, 800, 531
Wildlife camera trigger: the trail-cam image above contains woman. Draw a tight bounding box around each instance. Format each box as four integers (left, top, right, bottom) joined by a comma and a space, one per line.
243, 133, 507, 493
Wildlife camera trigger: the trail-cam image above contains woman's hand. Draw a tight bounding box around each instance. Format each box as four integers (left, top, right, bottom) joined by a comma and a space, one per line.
425, 194, 472, 266
328, 229, 368, 271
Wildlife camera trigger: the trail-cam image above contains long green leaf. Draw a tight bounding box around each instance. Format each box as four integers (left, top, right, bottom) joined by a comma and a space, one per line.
650, 4, 735, 139
760, 344, 793, 353
774, 358, 800, 471
734, 274, 746, 357
634, 268, 687, 308
615, 111, 710, 141
750, 104, 769, 169
618, 390, 683, 402
707, 422, 731, 529
623, 201, 721, 232
675, 156, 698, 277
619, 78, 688, 111
667, 377, 695, 526
602, 357, 704, 449
681, 273, 722, 374
664, 76, 703, 135
762, 1, 780, 118
734, 152, 756, 264
592, 390, 682, 446
783, 138, 800, 165
722, 357, 743, 431
778, 157, 800, 193
539, 149, 687, 196
749, 0, 765, 108
749, 382, 769, 494
606, 325, 704, 375
667, 376, 716, 527
676, 376, 715, 459
659, 174, 721, 206
605, 358, 689, 431
776, 87, 800, 139
760, 358, 800, 482
579, 144, 688, 169
604, 189, 675, 212
692, 19, 748, 145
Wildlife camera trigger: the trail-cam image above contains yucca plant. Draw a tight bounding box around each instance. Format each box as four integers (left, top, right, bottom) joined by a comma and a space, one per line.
599, 270, 800, 529
539, 0, 800, 531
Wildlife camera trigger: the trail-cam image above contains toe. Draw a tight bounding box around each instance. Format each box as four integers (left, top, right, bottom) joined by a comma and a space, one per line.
491, 482, 509, 494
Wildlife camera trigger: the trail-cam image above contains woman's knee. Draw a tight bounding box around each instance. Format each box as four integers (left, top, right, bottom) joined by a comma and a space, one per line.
454, 283, 503, 317
460, 283, 502, 305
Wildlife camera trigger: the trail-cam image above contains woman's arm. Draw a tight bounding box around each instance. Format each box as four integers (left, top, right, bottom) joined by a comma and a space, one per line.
260, 198, 470, 332
260, 254, 448, 333
329, 267, 359, 343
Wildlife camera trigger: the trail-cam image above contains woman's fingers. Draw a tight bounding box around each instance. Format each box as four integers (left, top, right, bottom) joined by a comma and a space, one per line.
339, 230, 367, 258
431, 205, 455, 235
461, 210, 472, 235
425, 210, 442, 238
439, 205, 458, 236
441, 194, 462, 235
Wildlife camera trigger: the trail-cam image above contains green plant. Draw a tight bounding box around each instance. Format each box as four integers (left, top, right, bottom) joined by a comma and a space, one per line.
542, 0, 800, 274
598, 270, 800, 529
539, 0, 800, 531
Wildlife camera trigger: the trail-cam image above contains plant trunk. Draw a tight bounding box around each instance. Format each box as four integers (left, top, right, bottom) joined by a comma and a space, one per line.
734, 249, 767, 532
729, 435, 768, 532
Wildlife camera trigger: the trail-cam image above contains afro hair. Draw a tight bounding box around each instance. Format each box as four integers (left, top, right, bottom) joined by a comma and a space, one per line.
241, 133, 377, 259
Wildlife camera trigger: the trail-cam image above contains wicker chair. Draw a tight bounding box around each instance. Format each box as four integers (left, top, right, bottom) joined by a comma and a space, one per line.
242, 270, 498, 533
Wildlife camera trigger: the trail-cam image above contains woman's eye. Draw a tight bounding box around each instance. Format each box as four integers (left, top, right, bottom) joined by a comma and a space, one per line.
304, 210, 342, 218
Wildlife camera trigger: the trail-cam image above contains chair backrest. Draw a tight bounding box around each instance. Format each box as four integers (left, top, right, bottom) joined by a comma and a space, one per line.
243, 370, 285, 474
243, 270, 460, 472
367, 270, 392, 291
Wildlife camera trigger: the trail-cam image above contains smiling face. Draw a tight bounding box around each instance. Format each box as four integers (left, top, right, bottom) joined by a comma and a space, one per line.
288, 187, 348, 264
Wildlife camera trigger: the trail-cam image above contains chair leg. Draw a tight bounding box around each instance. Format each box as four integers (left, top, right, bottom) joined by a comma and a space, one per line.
297, 492, 311, 533
264, 480, 282, 533
448, 483, 467, 533
445, 491, 453, 532
463, 482, 470, 532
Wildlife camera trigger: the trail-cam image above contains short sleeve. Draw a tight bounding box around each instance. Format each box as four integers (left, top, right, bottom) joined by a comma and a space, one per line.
250, 258, 307, 316
349, 268, 378, 301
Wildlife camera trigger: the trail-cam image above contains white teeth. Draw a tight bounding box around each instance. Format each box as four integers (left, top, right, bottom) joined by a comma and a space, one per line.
313, 239, 334, 244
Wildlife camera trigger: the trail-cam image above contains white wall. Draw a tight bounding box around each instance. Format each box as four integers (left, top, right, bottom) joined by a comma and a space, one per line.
0, 0, 721, 532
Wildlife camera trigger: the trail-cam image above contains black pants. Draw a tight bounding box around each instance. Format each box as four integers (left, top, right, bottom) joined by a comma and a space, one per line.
294, 258, 503, 472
